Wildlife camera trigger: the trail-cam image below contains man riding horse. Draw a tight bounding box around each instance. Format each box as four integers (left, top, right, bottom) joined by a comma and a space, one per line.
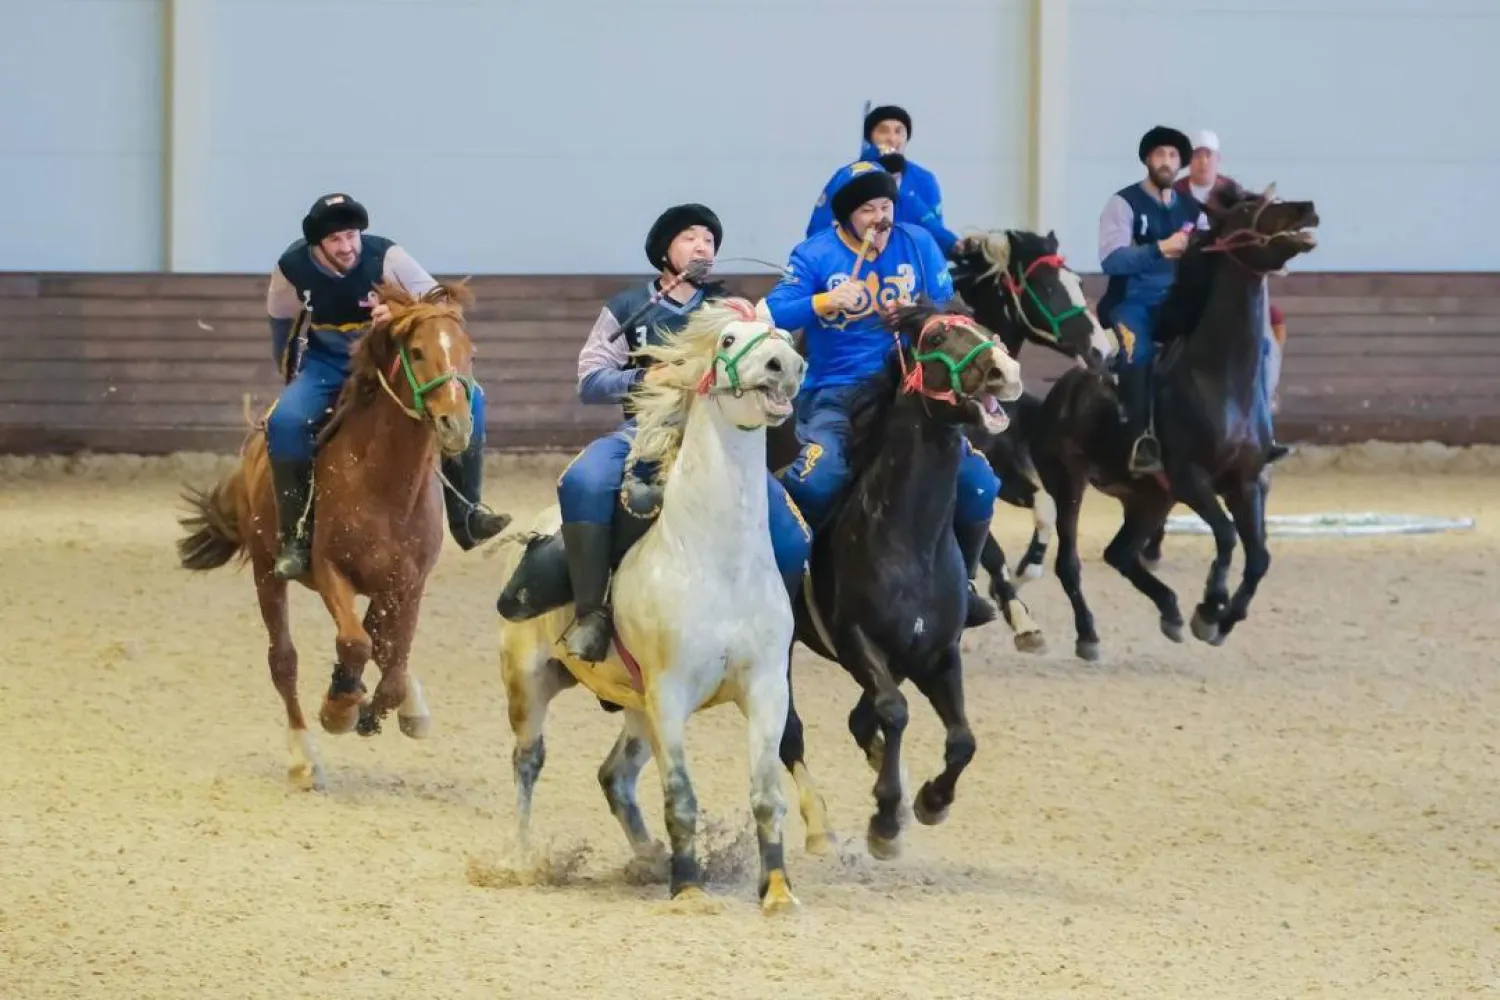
805, 104, 959, 256
263, 193, 509, 579
554, 203, 813, 663
766, 159, 1000, 627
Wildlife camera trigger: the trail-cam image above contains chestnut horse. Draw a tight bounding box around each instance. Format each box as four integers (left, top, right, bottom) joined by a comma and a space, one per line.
175, 280, 496, 790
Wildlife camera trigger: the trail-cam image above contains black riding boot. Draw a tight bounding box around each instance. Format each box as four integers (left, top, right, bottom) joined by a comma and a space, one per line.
561, 521, 615, 662
441, 439, 512, 550
269, 458, 314, 580
954, 521, 998, 628
1119, 365, 1163, 475
782, 568, 805, 609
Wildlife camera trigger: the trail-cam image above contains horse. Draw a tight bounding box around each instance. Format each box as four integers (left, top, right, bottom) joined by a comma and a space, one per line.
175, 280, 492, 790
492, 298, 810, 913
1022, 184, 1319, 660
766, 298, 1023, 859
947, 228, 1120, 654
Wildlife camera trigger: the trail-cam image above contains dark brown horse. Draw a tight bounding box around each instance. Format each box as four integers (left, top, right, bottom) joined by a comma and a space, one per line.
175, 280, 498, 789
946, 229, 1119, 653
767, 299, 1023, 859
1022, 185, 1319, 660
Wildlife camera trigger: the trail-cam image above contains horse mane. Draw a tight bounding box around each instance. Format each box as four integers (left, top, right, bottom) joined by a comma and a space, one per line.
315, 278, 474, 448
625, 297, 763, 477
1153, 233, 1220, 344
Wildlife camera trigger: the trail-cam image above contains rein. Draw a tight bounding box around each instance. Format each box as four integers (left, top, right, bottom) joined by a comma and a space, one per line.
376, 342, 476, 422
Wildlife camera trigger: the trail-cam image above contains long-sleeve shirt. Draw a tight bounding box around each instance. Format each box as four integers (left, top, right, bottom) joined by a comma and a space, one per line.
575, 279, 711, 413
805, 140, 958, 254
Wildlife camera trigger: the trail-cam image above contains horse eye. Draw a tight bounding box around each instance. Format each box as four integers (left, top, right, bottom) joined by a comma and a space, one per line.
410, 348, 425, 362
722, 335, 736, 348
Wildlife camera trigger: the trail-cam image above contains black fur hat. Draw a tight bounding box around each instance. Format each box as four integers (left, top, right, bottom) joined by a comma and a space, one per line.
301, 193, 369, 246
829, 162, 900, 229
644, 203, 722, 271
1138, 126, 1192, 166
863, 104, 912, 141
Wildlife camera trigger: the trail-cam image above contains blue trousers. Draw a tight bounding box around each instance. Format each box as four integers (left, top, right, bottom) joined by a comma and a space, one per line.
557, 421, 812, 578
266, 349, 487, 462
779, 384, 1000, 529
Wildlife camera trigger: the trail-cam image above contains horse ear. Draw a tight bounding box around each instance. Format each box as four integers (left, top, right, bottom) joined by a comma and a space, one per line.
754, 298, 774, 326
1260, 181, 1277, 203
1045, 229, 1059, 249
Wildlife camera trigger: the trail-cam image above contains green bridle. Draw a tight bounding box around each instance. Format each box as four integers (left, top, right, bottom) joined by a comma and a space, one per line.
380, 342, 477, 420
900, 315, 995, 402
1002, 252, 1087, 344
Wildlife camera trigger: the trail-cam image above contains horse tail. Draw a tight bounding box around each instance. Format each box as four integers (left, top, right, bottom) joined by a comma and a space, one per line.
176, 471, 246, 572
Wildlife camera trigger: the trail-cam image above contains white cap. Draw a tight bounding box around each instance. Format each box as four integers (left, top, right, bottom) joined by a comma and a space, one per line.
1193, 129, 1220, 152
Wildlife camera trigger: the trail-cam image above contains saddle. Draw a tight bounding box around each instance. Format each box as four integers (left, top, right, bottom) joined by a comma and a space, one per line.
495, 477, 664, 622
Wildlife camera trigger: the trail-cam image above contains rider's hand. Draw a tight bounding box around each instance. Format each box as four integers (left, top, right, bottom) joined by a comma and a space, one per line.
642, 364, 673, 386
369, 300, 392, 326
823, 281, 864, 313
1157, 230, 1189, 259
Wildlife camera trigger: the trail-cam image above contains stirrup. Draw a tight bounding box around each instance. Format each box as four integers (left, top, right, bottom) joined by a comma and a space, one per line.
273, 540, 310, 580
1128, 433, 1163, 474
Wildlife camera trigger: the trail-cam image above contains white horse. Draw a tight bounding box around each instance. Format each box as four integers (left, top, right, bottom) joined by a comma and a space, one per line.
495, 297, 808, 914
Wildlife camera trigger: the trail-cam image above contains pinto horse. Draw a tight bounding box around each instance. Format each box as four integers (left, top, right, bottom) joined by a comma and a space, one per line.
176, 280, 494, 789
1026, 185, 1319, 660
947, 229, 1119, 653
767, 299, 1023, 859
492, 298, 809, 913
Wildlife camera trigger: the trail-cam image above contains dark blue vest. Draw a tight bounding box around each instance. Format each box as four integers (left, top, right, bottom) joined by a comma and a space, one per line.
1098, 184, 1200, 327
607, 279, 724, 370
276, 235, 394, 328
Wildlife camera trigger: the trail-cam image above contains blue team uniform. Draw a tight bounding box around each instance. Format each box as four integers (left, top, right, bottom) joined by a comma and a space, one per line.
806, 140, 959, 255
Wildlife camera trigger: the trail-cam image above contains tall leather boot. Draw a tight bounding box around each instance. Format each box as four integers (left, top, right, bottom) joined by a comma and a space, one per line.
954, 520, 999, 628
441, 441, 512, 550
560, 520, 615, 662
269, 458, 314, 580
1119, 365, 1163, 475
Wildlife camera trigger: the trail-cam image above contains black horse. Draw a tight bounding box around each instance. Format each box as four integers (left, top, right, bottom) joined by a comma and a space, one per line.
1021, 184, 1319, 660
946, 228, 1119, 653
766, 298, 1023, 858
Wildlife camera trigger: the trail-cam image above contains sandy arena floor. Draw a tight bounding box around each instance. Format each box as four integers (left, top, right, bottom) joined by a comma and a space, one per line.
2, 447, 1498, 999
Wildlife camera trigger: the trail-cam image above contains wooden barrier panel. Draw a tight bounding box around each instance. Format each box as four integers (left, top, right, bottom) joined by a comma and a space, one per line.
2, 271, 1499, 454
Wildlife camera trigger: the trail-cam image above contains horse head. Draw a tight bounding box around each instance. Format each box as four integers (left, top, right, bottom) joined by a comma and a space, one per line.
949, 229, 1117, 369
345, 278, 479, 457
1199, 183, 1320, 273
884, 298, 1023, 435
626, 297, 805, 472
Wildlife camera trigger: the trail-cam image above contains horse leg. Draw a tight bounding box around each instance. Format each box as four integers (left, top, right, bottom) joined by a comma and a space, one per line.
778, 650, 835, 854
1141, 525, 1165, 572
356, 590, 424, 738
987, 549, 1047, 655
1015, 471, 1055, 584
1100, 491, 1185, 642
841, 625, 909, 860
253, 562, 323, 790
646, 687, 704, 900
740, 653, 799, 915
597, 709, 658, 860
910, 646, 974, 827
1213, 476, 1271, 642
502, 637, 576, 853
316, 567, 372, 735
1037, 457, 1100, 661
1172, 466, 1238, 645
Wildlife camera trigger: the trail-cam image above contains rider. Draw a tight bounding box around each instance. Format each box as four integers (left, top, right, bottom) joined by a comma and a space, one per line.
1095, 126, 1202, 475
556, 203, 814, 662
263, 192, 508, 579
766, 160, 1000, 627
805, 104, 959, 256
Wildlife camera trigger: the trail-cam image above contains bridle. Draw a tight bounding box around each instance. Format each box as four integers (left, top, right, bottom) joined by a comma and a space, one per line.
1001, 251, 1089, 345
693, 298, 796, 399
1201, 196, 1306, 268
895, 314, 996, 405
375, 333, 477, 422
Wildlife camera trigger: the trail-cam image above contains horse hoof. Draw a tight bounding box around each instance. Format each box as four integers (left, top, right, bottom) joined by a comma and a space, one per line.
1160, 617, 1185, 643
760, 871, 800, 915
1014, 630, 1048, 655
355, 708, 382, 738
804, 832, 837, 856
286, 761, 325, 792
912, 786, 950, 827
319, 702, 360, 736
866, 820, 903, 860
1075, 639, 1102, 663
1190, 611, 1222, 645
398, 713, 432, 739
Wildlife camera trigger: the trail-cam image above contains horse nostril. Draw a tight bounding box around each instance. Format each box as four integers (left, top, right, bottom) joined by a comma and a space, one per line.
767, 358, 783, 374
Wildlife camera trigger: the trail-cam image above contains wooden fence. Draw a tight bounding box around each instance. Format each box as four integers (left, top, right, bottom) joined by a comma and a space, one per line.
2, 270, 1498, 454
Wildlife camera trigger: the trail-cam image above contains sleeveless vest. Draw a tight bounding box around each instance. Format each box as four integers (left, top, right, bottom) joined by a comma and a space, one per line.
607, 279, 725, 370
1098, 184, 1200, 328
276, 235, 394, 329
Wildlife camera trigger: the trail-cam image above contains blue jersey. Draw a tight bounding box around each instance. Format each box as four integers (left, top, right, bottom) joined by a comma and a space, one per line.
765, 221, 953, 392
805, 141, 958, 254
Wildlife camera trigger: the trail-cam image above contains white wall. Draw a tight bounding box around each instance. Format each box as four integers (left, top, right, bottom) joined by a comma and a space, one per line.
0, 0, 165, 270
168, 0, 1032, 275
1063, 0, 1500, 273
